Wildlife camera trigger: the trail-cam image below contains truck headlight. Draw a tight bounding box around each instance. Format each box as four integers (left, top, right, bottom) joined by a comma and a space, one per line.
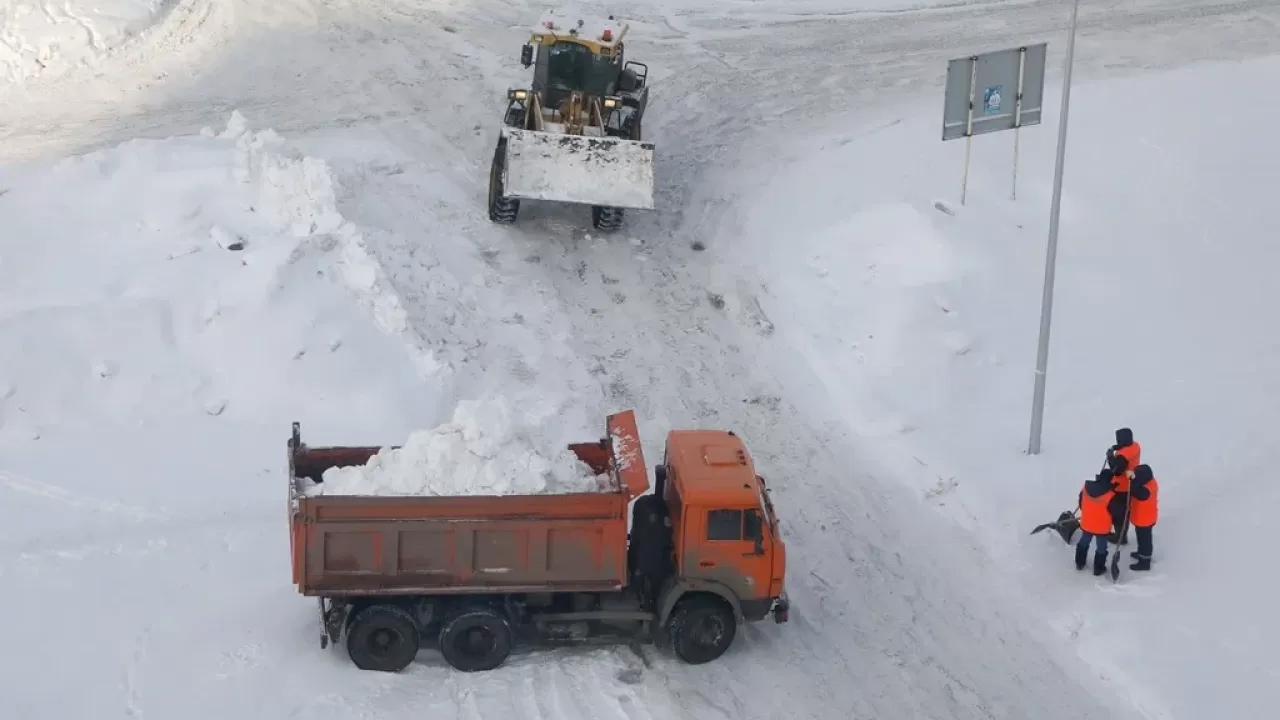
508, 88, 529, 101
603, 96, 620, 109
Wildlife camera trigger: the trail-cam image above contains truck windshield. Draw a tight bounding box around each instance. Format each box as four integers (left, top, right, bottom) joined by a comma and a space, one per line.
546, 42, 613, 95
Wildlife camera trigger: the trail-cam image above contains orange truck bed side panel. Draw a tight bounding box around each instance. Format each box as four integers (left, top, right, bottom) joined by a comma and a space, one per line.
288, 410, 648, 597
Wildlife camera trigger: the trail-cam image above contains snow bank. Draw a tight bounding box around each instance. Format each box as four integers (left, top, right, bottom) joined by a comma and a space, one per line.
0, 110, 445, 440
311, 394, 611, 497
719, 55, 1280, 719
0, 0, 170, 84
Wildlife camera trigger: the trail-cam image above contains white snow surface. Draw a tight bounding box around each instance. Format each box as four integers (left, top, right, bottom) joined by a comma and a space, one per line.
0, 0, 170, 84
715, 54, 1280, 720
2, 0, 1279, 718
311, 393, 612, 496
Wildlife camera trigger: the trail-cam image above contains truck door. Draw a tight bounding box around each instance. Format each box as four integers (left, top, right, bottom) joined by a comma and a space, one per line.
694, 507, 773, 605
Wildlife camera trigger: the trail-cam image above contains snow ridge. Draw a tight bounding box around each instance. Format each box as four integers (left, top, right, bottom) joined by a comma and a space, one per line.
217, 110, 450, 383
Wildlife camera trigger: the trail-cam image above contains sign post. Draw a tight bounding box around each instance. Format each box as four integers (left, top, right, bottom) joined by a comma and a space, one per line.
1012, 46, 1027, 199
1028, 0, 1083, 455
942, 43, 1048, 204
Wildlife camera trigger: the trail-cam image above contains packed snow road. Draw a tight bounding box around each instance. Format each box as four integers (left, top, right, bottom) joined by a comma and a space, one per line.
2, 0, 1277, 718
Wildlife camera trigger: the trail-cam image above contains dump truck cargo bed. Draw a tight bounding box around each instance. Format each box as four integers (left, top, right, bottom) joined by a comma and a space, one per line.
288, 412, 649, 597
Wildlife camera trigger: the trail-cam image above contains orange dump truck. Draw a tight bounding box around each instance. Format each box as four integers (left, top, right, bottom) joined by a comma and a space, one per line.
288, 409, 788, 673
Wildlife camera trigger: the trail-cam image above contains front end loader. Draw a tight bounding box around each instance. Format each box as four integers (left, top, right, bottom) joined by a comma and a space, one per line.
488, 12, 655, 233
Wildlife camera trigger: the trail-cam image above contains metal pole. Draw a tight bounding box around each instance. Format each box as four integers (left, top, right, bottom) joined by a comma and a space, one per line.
1011, 47, 1027, 200
961, 57, 978, 205
1028, 0, 1081, 455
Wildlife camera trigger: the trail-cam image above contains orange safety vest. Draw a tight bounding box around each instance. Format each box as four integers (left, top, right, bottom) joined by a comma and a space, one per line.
1112, 443, 1141, 493
1079, 483, 1115, 535
1130, 478, 1159, 527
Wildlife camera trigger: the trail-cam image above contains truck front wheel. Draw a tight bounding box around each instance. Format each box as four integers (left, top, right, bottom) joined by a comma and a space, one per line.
438, 606, 513, 672
667, 595, 737, 665
346, 604, 421, 672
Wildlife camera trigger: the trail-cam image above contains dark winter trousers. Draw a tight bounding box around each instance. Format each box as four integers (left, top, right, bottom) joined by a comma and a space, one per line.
1108, 492, 1130, 543
1134, 525, 1154, 558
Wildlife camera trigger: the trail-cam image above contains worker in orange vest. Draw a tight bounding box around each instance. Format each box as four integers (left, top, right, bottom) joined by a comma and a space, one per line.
1075, 471, 1116, 576
1128, 464, 1159, 571
1105, 428, 1141, 544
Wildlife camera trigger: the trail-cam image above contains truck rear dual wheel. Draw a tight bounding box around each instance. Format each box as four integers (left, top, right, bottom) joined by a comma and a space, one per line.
438, 606, 514, 672
346, 604, 421, 673
667, 596, 737, 665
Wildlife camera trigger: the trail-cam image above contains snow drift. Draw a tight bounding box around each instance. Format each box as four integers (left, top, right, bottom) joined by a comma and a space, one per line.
717, 54, 1280, 719
0, 110, 445, 441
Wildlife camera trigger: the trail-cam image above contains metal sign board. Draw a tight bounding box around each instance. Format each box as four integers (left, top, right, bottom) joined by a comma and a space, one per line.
942, 43, 1047, 141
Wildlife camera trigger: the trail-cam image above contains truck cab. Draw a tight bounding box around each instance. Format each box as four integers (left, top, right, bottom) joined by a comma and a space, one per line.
653, 430, 789, 629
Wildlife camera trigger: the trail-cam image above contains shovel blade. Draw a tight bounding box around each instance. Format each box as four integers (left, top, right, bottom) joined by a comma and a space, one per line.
500, 127, 655, 210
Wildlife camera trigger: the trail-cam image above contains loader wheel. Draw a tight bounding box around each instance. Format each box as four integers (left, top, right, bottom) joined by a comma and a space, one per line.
346, 604, 421, 672
591, 206, 625, 233
438, 606, 513, 672
667, 595, 736, 665
488, 142, 520, 224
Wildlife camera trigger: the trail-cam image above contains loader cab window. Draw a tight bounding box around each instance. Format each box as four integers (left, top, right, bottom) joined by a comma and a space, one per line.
544, 42, 618, 96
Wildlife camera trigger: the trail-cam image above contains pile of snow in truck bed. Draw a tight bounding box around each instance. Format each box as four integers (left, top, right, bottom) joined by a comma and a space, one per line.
307, 395, 613, 497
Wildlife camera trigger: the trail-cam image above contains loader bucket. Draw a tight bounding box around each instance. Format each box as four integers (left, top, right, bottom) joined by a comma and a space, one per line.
499, 127, 655, 210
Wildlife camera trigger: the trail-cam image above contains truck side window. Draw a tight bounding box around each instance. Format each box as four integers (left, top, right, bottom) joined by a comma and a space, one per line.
743, 509, 763, 542
706, 509, 742, 541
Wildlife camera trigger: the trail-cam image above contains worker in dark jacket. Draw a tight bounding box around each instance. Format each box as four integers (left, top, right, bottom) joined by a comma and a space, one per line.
1105, 428, 1141, 544
1128, 464, 1159, 571
1076, 471, 1117, 576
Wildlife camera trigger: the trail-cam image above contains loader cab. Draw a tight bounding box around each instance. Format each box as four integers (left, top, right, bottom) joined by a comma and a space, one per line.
659, 430, 787, 620
524, 15, 631, 109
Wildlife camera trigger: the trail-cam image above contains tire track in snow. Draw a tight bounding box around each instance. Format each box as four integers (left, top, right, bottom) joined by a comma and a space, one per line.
0, 469, 169, 522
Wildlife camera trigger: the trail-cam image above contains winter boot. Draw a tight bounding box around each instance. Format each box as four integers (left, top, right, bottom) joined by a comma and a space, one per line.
1075, 545, 1088, 570
1129, 555, 1151, 572
1092, 551, 1107, 576
1130, 551, 1142, 559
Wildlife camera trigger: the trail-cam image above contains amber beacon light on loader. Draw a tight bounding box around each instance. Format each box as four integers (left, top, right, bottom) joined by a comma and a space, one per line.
487, 11, 656, 232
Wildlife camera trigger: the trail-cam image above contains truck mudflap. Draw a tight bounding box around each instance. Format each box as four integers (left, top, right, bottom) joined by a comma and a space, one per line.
500, 127, 656, 210
771, 593, 790, 624
319, 598, 349, 649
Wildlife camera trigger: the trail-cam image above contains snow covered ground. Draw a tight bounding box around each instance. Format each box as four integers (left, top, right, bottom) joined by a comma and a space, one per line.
716, 54, 1280, 719
0, 0, 174, 83
2, 0, 1279, 718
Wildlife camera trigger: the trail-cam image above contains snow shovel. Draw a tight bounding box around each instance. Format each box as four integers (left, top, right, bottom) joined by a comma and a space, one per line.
498, 127, 656, 210
1109, 493, 1133, 582
1030, 510, 1079, 544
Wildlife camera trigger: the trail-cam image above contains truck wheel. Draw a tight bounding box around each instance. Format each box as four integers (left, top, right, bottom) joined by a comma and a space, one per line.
667, 596, 736, 665
438, 606, 513, 672
346, 604, 421, 672
489, 142, 520, 224
591, 206, 625, 233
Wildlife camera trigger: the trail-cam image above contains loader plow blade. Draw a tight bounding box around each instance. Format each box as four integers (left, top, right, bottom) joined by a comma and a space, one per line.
500, 128, 655, 210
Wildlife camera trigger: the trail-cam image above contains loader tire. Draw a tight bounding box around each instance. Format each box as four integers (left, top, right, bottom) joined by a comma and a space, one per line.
346, 604, 421, 672
488, 141, 520, 224
591, 205, 625, 233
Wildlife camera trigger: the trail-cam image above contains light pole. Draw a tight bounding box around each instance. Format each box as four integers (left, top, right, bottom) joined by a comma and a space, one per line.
1028, 0, 1082, 455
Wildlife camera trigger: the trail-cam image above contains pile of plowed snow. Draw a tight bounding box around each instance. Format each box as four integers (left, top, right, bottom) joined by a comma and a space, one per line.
0, 110, 445, 441
309, 394, 613, 497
